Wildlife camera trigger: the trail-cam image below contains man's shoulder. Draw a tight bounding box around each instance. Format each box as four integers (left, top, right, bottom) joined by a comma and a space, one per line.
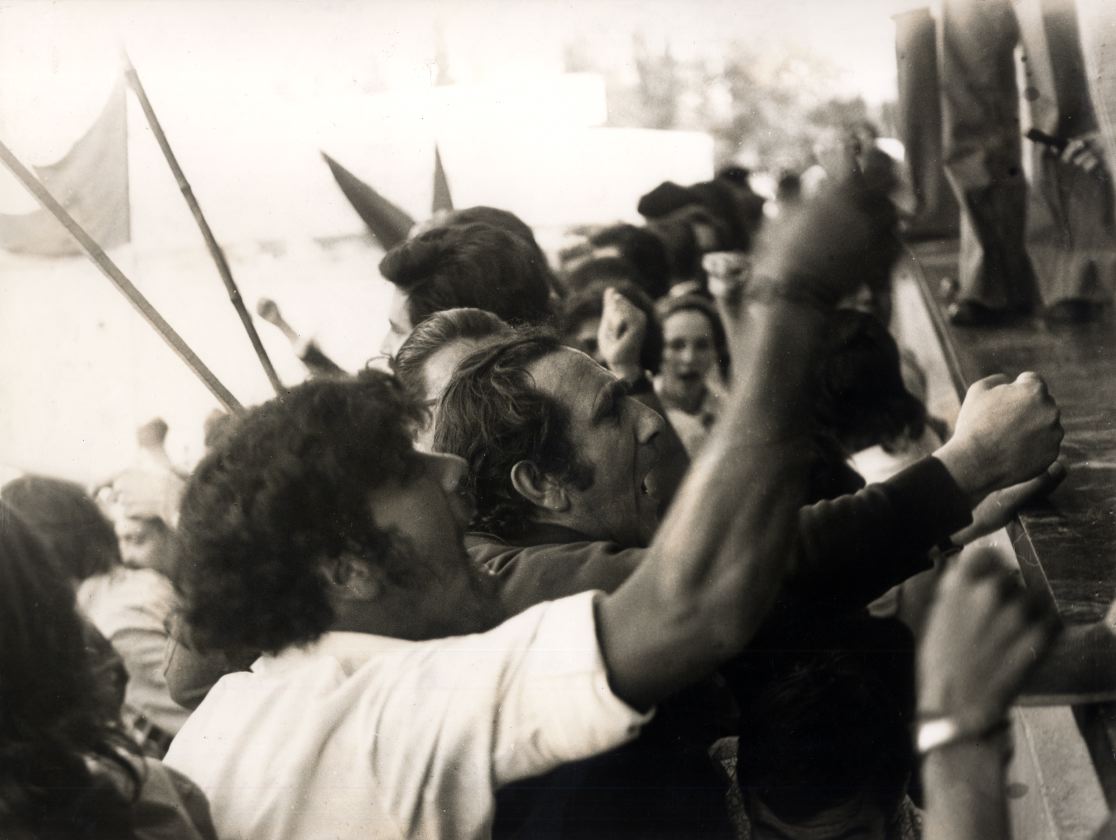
465, 532, 644, 614
466, 531, 643, 572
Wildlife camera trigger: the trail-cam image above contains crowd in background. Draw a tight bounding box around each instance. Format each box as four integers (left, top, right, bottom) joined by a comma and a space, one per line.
3, 120, 1115, 840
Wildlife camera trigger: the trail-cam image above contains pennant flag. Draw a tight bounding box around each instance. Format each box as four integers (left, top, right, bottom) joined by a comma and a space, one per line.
0, 79, 130, 256
322, 152, 415, 250
432, 144, 454, 214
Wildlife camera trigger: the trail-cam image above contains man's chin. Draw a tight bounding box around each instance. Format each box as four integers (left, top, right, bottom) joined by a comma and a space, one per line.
636, 508, 661, 547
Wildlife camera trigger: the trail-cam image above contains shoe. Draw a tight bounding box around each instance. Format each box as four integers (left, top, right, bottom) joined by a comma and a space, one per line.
1044, 300, 1101, 324
947, 300, 1007, 327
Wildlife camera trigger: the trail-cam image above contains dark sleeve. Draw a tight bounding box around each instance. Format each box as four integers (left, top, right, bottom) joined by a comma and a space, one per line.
472, 541, 644, 617
789, 455, 972, 611
298, 340, 346, 377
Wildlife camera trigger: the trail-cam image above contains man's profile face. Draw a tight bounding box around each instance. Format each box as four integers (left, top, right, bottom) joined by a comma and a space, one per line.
526, 348, 664, 547
367, 450, 503, 637
380, 286, 414, 359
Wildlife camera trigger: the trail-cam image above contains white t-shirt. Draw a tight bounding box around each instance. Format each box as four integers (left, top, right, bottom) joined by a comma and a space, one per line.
165, 591, 650, 840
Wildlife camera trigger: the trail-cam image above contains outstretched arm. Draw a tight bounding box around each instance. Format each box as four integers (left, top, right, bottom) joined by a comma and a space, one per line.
596, 184, 899, 709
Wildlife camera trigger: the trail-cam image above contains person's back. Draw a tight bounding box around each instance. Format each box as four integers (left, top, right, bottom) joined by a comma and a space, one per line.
168, 596, 646, 839
0, 501, 216, 840
2, 475, 188, 754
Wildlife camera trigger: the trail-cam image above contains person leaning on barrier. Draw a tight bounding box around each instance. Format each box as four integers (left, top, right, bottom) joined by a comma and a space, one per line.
163, 182, 895, 840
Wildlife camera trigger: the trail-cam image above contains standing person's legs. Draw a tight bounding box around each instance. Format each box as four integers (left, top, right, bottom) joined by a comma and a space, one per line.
940, 0, 1037, 323
1016, 0, 1116, 321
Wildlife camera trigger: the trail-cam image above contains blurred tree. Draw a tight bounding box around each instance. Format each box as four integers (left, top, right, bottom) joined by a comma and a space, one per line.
598, 36, 894, 172
633, 34, 680, 130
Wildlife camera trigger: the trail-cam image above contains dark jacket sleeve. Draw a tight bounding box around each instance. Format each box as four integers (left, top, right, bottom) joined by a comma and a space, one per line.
788, 455, 972, 611
468, 537, 644, 617
298, 340, 346, 377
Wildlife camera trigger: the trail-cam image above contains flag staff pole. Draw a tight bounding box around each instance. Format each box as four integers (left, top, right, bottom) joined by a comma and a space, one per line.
0, 138, 243, 414
121, 50, 285, 396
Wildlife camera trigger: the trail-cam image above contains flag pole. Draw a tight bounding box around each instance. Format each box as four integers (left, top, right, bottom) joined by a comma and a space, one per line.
0, 138, 243, 414
121, 50, 285, 396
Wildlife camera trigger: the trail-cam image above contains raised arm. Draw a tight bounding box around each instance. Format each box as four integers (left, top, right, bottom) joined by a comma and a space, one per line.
596, 185, 899, 709
791, 373, 1063, 611
596, 286, 691, 509
918, 550, 1060, 840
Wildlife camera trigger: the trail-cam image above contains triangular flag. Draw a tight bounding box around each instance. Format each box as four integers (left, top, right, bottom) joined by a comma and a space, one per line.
432, 144, 454, 214
322, 152, 415, 250
0, 79, 130, 257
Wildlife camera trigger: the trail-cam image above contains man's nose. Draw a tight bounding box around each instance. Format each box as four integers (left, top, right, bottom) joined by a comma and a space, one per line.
380, 331, 398, 360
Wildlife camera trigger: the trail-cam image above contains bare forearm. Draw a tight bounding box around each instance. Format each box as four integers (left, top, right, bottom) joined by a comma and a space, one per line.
653, 299, 825, 592
598, 299, 825, 707
924, 742, 1008, 840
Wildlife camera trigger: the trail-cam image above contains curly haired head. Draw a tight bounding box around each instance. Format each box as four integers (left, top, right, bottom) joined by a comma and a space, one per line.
379, 222, 553, 328
1, 475, 121, 582
433, 331, 593, 540
175, 370, 424, 655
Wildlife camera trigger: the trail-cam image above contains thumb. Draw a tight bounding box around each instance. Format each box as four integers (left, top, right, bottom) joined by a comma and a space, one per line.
992, 459, 1067, 511
968, 373, 1011, 394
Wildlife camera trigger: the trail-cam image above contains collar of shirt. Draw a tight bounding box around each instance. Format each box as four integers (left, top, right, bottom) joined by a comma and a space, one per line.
466, 522, 601, 550
252, 631, 413, 678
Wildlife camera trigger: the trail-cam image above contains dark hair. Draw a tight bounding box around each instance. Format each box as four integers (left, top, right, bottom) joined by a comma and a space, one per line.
645, 217, 700, 284
776, 170, 802, 203
445, 206, 540, 254
444, 207, 563, 299
175, 370, 424, 654
657, 294, 730, 379
817, 310, 928, 455
734, 617, 915, 824
203, 410, 238, 452
433, 332, 594, 539
557, 278, 663, 374
1, 476, 121, 581
393, 308, 514, 403
588, 224, 672, 300
379, 222, 553, 328
0, 502, 141, 838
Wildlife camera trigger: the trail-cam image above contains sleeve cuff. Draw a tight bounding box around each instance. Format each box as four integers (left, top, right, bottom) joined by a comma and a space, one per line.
887, 456, 973, 545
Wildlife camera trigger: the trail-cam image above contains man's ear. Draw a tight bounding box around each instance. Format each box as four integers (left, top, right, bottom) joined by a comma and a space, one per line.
321, 554, 385, 602
510, 460, 570, 513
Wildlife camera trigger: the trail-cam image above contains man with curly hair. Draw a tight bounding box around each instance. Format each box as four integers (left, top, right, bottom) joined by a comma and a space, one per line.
160, 184, 1041, 840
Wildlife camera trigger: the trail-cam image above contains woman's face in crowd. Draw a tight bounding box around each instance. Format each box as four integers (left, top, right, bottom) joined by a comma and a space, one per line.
661, 309, 715, 398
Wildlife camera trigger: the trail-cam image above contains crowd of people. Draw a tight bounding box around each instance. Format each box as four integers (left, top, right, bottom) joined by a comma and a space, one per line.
3, 123, 1115, 840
